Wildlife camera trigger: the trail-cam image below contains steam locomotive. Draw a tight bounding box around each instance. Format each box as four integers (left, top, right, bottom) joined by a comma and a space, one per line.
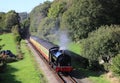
29, 36, 73, 72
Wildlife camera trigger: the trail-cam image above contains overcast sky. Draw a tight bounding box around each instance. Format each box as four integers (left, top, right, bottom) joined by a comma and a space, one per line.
0, 0, 53, 13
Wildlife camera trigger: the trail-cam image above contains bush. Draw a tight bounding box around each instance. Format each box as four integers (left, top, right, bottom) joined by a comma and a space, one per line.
111, 54, 120, 76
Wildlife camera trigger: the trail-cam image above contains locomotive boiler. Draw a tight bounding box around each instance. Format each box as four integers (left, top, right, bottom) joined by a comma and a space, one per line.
29, 36, 73, 72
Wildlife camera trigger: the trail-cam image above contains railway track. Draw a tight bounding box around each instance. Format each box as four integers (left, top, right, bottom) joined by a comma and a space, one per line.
58, 73, 78, 83
27, 40, 79, 83
68, 75, 77, 83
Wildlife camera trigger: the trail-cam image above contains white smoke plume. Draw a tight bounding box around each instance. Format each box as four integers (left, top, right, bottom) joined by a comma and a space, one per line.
57, 30, 70, 50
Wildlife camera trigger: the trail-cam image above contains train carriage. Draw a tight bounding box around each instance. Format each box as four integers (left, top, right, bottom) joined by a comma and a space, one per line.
29, 36, 73, 72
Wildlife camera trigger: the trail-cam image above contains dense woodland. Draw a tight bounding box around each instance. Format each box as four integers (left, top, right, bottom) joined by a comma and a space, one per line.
0, 0, 120, 76
29, 0, 120, 75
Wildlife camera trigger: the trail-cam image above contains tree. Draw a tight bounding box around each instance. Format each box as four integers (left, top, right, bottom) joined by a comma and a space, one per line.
5, 10, 20, 31
61, 0, 120, 41
48, 0, 67, 18
37, 17, 59, 41
80, 25, 120, 70
20, 18, 30, 39
98, 0, 120, 25
11, 25, 21, 44
0, 12, 6, 30
30, 1, 51, 34
36, 0, 67, 40
62, 0, 103, 41
81, 25, 120, 61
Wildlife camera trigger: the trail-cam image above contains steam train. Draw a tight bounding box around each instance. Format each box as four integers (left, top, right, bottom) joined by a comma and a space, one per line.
29, 36, 73, 72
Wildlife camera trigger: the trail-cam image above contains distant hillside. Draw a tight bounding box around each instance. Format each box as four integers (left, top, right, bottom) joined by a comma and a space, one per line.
19, 12, 29, 21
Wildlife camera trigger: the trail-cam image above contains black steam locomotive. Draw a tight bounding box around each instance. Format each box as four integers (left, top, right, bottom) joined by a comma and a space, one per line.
29, 36, 73, 72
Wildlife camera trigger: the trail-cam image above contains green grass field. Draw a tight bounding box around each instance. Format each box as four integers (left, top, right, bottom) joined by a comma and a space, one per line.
0, 33, 17, 53
0, 33, 47, 83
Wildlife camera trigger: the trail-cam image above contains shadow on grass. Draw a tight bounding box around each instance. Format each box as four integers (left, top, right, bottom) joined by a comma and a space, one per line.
0, 65, 21, 83
65, 50, 104, 79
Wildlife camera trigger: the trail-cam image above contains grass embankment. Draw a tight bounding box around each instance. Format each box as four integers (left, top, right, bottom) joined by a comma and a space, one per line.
0, 33, 47, 83
68, 42, 81, 55
0, 33, 17, 53
66, 42, 110, 83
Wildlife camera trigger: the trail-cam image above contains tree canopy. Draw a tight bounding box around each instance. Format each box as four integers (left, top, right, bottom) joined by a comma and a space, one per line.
5, 10, 20, 31
61, 0, 120, 41
0, 10, 20, 32
30, 1, 51, 34
0, 12, 6, 30
81, 25, 120, 61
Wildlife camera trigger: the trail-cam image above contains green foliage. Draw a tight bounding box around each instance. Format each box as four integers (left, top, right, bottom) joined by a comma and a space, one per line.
12, 26, 22, 58
38, 17, 59, 41
11, 25, 21, 45
39, 1, 52, 17
20, 18, 30, 39
0, 12, 6, 30
111, 54, 120, 76
5, 10, 20, 31
48, 0, 66, 18
22, 18, 30, 28
30, 0, 68, 40
61, 0, 120, 41
30, 1, 51, 34
0, 11, 20, 32
81, 25, 120, 61
98, 0, 120, 25
62, 0, 102, 41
